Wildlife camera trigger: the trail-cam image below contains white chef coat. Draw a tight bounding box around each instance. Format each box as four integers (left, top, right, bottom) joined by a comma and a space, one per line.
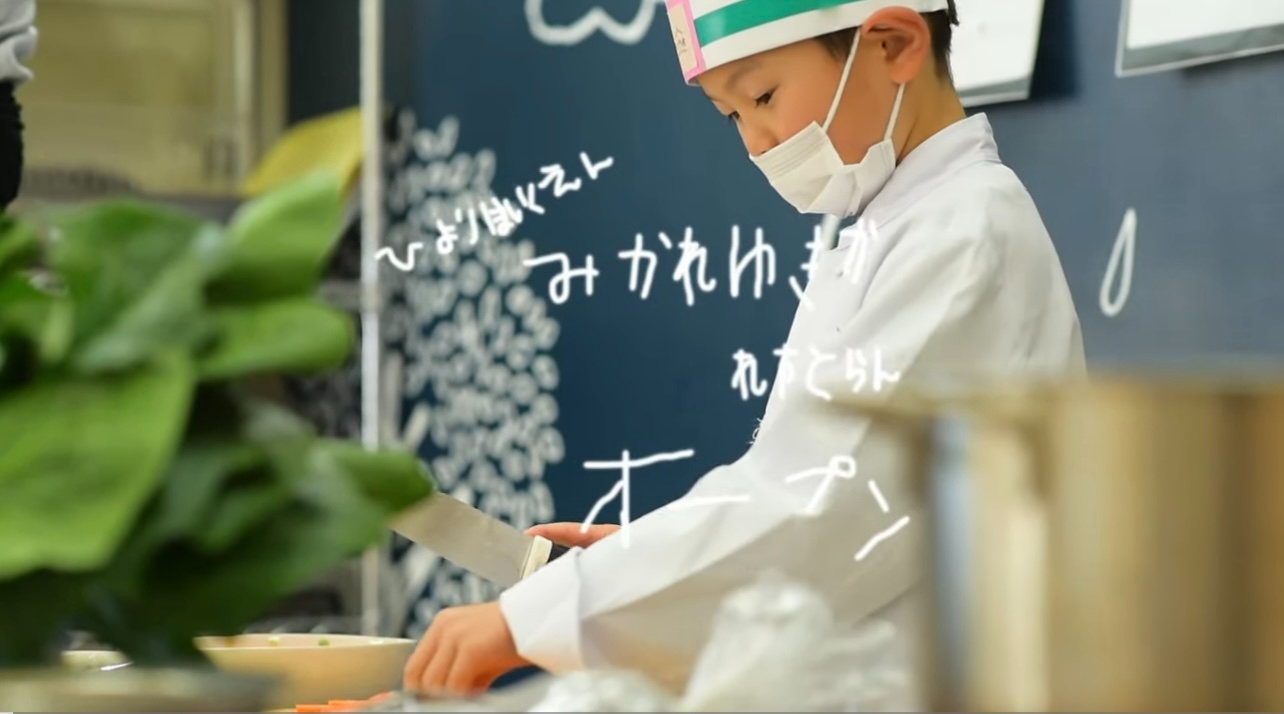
499, 113, 1086, 693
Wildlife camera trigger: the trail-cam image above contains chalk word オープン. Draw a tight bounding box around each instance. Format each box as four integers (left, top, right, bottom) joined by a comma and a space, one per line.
731, 346, 901, 402
524, 224, 839, 306
377, 151, 614, 270
580, 448, 909, 563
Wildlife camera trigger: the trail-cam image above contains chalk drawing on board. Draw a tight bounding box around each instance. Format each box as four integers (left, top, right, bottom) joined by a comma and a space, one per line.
382, 109, 564, 636
1099, 208, 1137, 318
526, 0, 663, 46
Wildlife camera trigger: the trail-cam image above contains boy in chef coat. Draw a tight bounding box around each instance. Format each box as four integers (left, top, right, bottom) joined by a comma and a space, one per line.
405, 0, 1085, 696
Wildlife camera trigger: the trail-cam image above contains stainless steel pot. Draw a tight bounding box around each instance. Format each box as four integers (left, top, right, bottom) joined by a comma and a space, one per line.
851, 376, 1284, 712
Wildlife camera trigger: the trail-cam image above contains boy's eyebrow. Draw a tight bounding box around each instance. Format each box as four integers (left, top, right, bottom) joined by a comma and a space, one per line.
703, 60, 761, 101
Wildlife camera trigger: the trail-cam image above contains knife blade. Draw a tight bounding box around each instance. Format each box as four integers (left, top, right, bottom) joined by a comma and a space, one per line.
390, 492, 569, 588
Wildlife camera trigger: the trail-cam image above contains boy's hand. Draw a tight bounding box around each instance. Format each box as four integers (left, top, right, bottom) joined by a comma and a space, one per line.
402, 602, 527, 698
526, 522, 619, 548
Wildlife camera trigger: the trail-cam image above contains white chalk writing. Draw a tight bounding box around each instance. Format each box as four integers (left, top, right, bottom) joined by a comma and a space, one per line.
532, 227, 802, 305
1099, 207, 1136, 318
781, 454, 912, 561
784, 455, 859, 516
377, 149, 615, 268
581, 448, 696, 548
854, 475, 910, 561
730, 348, 770, 400
524, 253, 601, 305
729, 226, 778, 299
742, 346, 900, 402
525, 0, 663, 46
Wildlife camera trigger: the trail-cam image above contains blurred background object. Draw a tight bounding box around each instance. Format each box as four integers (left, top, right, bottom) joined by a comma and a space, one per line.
17, 0, 284, 201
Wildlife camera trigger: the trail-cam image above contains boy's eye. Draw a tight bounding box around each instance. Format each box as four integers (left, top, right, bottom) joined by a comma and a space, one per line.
726, 91, 773, 123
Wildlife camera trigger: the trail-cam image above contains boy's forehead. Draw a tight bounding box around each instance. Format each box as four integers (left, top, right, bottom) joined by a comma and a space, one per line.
698, 56, 762, 94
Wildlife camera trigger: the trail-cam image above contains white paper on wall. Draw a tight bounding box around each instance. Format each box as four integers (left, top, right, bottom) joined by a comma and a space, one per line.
1117, 0, 1284, 76
951, 0, 1047, 107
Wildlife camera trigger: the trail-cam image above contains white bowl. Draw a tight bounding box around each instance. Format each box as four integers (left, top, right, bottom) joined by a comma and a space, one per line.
198, 634, 414, 709
64, 634, 415, 710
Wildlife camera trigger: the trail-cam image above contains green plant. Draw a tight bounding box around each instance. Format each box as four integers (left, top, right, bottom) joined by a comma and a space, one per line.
0, 173, 434, 667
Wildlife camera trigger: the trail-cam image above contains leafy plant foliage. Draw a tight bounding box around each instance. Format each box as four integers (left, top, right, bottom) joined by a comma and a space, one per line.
0, 174, 434, 666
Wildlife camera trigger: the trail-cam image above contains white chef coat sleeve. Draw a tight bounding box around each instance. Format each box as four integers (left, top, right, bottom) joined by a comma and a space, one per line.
499, 228, 1001, 690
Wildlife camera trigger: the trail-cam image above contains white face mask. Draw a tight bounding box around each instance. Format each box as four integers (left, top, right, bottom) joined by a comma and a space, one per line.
750, 32, 906, 218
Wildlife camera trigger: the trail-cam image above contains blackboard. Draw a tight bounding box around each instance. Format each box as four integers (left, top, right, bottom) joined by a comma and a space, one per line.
289, 0, 1284, 637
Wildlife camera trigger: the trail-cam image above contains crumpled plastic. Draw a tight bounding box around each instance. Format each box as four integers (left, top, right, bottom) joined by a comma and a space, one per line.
520, 571, 919, 712
675, 571, 916, 712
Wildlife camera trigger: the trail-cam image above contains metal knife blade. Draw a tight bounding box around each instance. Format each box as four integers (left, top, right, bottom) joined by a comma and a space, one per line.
390, 492, 548, 588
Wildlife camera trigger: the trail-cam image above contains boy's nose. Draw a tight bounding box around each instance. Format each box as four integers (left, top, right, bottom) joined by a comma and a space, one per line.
744, 127, 780, 159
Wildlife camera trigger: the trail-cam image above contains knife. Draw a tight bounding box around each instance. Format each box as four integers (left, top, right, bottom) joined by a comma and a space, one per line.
391, 491, 570, 588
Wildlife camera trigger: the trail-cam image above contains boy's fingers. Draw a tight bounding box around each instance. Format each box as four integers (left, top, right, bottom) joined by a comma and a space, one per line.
526, 522, 618, 547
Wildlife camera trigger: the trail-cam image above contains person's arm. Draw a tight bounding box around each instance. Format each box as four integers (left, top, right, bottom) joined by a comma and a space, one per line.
0, 0, 37, 86
0, 0, 34, 209
499, 225, 1005, 691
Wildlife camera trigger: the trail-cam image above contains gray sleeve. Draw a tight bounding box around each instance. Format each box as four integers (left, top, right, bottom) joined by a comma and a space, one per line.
0, 0, 37, 85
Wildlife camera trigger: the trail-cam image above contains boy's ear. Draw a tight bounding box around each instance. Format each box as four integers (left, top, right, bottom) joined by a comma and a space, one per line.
860, 7, 933, 84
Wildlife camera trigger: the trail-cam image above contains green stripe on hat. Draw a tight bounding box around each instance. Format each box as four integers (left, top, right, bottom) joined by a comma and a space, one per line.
695, 0, 863, 45
670, 0, 950, 84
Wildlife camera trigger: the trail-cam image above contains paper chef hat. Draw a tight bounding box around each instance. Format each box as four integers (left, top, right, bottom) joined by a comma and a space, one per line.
666, 0, 951, 84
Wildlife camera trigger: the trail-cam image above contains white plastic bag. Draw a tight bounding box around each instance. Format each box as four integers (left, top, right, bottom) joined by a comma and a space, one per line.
676, 571, 918, 712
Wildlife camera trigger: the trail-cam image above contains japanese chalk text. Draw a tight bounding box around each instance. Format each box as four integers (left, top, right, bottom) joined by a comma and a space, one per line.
577, 450, 909, 562
377, 150, 614, 270
525, 225, 790, 306
580, 448, 697, 548
731, 346, 901, 401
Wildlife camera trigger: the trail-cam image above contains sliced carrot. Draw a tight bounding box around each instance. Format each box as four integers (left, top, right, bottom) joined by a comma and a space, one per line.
326, 701, 367, 710
295, 705, 333, 712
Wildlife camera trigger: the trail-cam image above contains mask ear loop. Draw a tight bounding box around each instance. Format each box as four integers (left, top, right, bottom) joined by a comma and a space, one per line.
823, 29, 862, 130
884, 82, 906, 142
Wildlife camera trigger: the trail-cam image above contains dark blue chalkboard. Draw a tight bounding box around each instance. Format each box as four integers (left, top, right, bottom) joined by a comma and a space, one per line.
292, 0, 1284, 641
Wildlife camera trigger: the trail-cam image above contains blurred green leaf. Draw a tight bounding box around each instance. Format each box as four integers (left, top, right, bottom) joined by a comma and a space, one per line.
311, 439, 435, 511
0, 353, 194, 579
0, 218, 39, 275
193, 479, 292, 554
197, 299, 353, 380
0, 276, 73, 368
70, 225, 224, 375
0, 180, 438, 667
237, 392, 317, 443
126, 443, 389, 637
206, 172, 346, 305
47, 201, 213, 348
107, 438, 267, 589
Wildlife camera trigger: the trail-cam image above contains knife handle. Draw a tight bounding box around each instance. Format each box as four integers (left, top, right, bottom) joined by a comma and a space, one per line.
521, 538, 574, 582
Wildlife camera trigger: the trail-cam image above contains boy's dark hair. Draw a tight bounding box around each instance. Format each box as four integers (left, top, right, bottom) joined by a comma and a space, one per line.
816, 1, 960, 80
